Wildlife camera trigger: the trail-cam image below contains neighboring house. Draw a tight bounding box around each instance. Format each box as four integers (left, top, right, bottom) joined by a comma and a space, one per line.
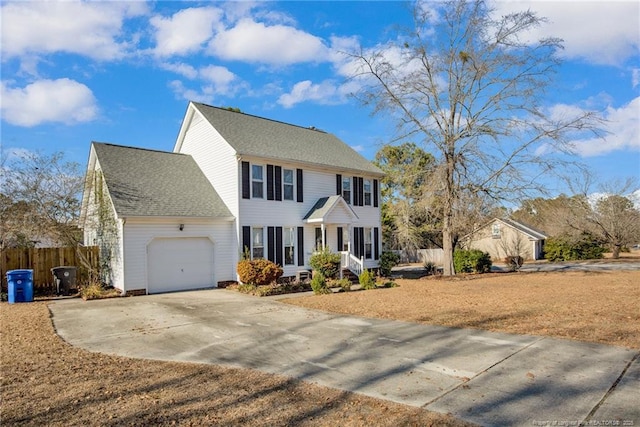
462, 218, 547, 261
81, 102, 384, 294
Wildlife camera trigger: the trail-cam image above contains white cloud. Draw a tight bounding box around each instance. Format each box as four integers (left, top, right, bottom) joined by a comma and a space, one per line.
0, 1, 147, 62
208, 18, 329, 65
199, 65, 238, 96
1, 79, 98, 127
168, 80, 214, 104
160, 62, 199, 79
351, 145, 365, 153
633, 69, 640, 89
167, 65, 242, 102
278, 80, 352, 108
491, 1, 639, 66
150, 7, 223, 57
569, 97, 640, 157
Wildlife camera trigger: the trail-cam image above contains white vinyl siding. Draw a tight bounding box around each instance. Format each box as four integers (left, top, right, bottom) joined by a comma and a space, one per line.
176, 110, 240, 219
121, 219, 235, 293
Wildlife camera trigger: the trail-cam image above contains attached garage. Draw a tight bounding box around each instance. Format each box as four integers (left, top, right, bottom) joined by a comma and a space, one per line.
147, 237, 215, 294
82, 143, 235, 295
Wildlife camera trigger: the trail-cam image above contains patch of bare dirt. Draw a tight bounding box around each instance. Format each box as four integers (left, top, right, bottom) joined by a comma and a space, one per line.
0, 302, 471, 427
284, 271, 640, 349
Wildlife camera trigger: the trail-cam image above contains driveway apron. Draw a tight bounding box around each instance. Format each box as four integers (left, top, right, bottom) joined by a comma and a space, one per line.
50, 289, 639, 427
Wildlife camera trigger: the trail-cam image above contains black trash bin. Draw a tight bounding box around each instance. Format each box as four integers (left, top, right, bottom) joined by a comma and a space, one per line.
51, 266, 77, 296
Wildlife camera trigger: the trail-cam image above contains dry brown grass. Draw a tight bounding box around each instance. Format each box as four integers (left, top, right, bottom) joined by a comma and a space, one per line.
0, 302, 471, 427
284, 270, 640, 349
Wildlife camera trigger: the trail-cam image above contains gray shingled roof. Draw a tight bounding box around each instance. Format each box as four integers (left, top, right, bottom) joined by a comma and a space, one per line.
500, 218, 547, 240
192, 102, 383, 176
92, 142, 232, 218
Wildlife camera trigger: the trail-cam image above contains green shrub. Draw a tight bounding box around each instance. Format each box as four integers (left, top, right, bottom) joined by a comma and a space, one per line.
453, 250, 492, 274
236, 259, 283, 286
311, 272, 330, 295
544, 234, 606, 262
309, 247, 341, 279
379, 251, 400, 277
331, 278, 353, 292
380, 281, 398, 288
359, 269, 376, 290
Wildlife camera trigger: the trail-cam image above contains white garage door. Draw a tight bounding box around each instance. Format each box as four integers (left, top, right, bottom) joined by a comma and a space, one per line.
147, 237, 214, 294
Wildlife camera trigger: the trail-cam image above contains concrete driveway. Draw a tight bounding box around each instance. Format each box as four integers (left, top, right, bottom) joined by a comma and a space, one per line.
50, 290, 639, 427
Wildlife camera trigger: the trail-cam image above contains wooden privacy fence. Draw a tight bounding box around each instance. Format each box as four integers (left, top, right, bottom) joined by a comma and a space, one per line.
1, 246, 99, 292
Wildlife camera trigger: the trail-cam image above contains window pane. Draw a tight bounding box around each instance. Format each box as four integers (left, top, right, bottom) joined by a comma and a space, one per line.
284, 228, 294, 245
283, 169, 293, 184
284, 185, 294, 200
285, 247, 294, 265
253, 228, 263, 246
252, 165, 263, 180
364, 179, 372, 206
253, 182, 263, 198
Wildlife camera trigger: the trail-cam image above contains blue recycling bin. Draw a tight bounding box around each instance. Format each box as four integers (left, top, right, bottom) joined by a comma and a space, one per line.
7, 269, 34, 303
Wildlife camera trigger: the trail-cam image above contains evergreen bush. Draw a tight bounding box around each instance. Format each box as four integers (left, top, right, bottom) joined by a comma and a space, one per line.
379, 251, 400, 277
309, 247, 341, 279
359, 269, 376, 290
453, 250, 492, 274
544, 234, 606, 261
310, 272, 330, 294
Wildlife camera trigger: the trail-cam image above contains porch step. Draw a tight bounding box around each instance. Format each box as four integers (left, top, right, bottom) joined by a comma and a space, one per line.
341, 269, 359, 284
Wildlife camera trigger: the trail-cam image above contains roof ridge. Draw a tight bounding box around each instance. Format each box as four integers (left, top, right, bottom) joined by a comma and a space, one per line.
191, 101, 328, 134
93, 141, 188, 156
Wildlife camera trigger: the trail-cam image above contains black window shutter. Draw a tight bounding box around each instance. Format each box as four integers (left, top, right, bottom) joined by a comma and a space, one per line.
373, 179, 379, 207
267, 227, 275, 262
352, 176, 359, 206
337, 227, 343, 252
242, 226, 251, 256
275, 166, 282, 201
360, 228, 365, 259
353, 227, 360, 258
241, 162, 250, 199
374, 227, 380, 260
336, 174, 342, 195
276, 227, 283, 266
358, 177, 364, 206
296, 169, 304, 202
297, 227, 305, 266
266, 164, 274, 200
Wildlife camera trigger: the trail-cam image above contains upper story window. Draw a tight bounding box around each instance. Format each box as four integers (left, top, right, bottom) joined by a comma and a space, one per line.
492, 223, 501, 238
364, 179, 372, 206
342, 176, 351, 204
252, 165, 264, 198
283, 168, 294, 201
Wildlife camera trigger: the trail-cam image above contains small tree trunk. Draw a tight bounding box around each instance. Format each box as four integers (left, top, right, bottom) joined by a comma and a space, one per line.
611, 244, 621, 259
442, 226, 455, 276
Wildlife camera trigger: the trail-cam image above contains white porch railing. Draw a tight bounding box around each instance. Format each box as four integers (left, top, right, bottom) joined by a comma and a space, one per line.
340, 251, 364, 277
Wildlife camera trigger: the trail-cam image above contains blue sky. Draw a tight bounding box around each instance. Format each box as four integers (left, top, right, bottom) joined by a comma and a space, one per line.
1, 1, 639, 200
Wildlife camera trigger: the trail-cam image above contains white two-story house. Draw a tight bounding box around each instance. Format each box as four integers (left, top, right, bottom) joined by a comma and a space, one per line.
81, 102, 384, 295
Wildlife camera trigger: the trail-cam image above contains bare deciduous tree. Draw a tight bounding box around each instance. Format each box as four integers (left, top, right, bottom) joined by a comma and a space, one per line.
349, 0, 602, 275
0, 150, 83, 249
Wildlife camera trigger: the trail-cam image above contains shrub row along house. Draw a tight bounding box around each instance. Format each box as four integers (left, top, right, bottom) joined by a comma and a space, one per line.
81, 102, 383, 295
